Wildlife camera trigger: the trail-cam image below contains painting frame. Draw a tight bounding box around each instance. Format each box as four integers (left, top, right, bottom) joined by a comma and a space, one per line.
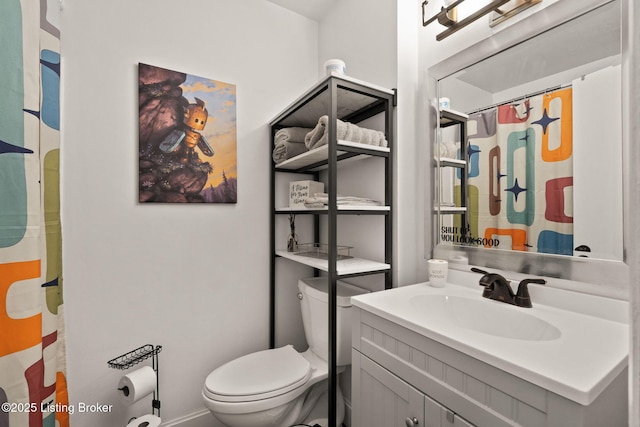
138, 63, 237, 203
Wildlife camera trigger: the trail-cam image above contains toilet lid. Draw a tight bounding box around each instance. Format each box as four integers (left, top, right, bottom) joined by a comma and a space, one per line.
204, 345, 311, 402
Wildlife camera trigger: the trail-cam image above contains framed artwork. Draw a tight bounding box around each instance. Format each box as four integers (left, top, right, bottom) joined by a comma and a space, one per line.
138, 63, 237, 203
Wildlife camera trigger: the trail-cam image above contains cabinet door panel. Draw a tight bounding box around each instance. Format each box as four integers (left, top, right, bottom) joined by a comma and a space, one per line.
453, 414, 475, 427
425, 394, 477, 427
424, 394, 444, 427
353, 352, 424, 427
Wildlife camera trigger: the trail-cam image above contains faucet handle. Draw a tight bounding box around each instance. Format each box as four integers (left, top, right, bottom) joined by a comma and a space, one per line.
515, 278, 546, 308
472, 268, 511, 299
471, 268, 493, 294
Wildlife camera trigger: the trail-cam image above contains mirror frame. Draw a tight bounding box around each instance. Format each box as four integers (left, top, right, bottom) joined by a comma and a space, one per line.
427, 0, 632, 292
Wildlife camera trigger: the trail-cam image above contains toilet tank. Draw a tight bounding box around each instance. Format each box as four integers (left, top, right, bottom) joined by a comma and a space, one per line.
298, 277, 369, 366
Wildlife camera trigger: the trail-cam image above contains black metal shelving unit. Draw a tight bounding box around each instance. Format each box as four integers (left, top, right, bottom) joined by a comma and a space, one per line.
269, 74, 395, 426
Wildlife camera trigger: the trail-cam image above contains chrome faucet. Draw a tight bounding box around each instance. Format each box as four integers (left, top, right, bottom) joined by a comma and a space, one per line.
471, 268, 546, 308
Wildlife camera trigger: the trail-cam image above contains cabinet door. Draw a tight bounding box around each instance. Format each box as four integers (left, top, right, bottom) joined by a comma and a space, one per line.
352, 351, 424, 427
452, 414, 475, 427
425, 394, 476, 427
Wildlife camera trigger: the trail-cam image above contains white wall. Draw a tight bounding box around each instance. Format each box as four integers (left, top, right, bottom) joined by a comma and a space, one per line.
396, 0, 428, 287
60, 1, 318, 425
318, 0, 396, 86
318, 0, 428, 288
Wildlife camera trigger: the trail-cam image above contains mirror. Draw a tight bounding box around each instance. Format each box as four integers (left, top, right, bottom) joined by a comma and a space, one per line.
429, 0, 628, 286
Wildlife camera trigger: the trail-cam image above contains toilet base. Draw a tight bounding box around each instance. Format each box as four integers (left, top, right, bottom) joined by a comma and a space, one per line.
206, 380, 345, 427
300, 384, 345, 427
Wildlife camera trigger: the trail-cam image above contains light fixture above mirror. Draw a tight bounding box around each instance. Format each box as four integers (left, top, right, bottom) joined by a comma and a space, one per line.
422, 0, 543, 41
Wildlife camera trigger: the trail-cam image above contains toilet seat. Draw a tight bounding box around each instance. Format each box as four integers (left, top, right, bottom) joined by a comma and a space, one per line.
204, 345, 312, 403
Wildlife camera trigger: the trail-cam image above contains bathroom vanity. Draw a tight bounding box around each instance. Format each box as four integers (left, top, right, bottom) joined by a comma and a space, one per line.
350, 270, 629, 427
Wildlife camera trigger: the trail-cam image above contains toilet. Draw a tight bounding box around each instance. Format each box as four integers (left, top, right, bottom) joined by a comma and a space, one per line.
202, 277, 368, 427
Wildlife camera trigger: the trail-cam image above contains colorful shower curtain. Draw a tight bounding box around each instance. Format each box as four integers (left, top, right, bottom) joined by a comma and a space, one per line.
461, 88, 574, 255
1, 1, 68, 427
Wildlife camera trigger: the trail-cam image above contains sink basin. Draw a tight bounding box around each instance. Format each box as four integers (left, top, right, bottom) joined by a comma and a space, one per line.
411, 294, 562, 341
352, 277, 629, 406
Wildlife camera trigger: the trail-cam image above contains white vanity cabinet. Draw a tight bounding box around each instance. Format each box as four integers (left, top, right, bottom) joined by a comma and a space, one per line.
351, 305, 628, 427
353, 349, 474, 427
352, 350, 425, 426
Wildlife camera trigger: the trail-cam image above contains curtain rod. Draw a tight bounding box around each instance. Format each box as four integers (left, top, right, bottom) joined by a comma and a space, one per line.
466, 83, 572, 115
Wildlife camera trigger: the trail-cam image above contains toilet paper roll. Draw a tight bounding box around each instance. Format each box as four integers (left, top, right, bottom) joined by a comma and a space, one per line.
118, 366, 156, 404
428, 259, 448, 288
126, 414, 161, 427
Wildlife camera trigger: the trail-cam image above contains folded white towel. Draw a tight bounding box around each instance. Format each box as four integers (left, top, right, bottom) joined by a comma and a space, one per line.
275, 127, 312, 146
272, 141, 309, 164
304, 116, 388, 149
303, 193, 382, 208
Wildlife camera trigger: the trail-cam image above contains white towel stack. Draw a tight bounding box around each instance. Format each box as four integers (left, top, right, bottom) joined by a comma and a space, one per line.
272, 127, 312, 164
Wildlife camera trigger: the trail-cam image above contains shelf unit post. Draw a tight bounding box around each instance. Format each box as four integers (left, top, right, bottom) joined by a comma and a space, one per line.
459, 116, 469, 235
269, 126, 276, 349
327, 77, 339, 427
384, 91, 394, 290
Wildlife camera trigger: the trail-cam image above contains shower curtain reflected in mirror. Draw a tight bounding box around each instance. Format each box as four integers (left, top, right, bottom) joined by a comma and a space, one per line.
452, 88, 574, 255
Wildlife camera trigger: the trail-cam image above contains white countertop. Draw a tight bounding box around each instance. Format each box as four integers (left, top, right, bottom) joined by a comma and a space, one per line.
351, 270, 629, 405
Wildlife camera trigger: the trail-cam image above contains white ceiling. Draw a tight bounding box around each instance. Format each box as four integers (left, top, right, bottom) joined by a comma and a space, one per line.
264, 0, 338, 22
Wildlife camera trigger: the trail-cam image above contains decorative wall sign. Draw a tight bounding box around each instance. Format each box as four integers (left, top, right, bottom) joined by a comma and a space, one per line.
138, 63, 237, 203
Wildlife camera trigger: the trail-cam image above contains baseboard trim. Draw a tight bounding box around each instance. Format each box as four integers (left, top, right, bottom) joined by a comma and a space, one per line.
160, 409, 213, 427
160, 402, 349, 427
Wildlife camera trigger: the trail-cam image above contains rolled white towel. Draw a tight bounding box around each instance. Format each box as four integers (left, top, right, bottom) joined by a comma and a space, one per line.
304, 116, 388, 149
304, 116, 348, 150
360, 129, 372, 145
367, 129, 388, 147
348, 122, 363, 143
366, 129, 380, 146
304, 116, 327, 149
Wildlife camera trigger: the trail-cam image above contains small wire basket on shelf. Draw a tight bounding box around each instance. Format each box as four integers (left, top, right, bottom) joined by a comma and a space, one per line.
295, 243, 353, 260
107, 344, 162, 370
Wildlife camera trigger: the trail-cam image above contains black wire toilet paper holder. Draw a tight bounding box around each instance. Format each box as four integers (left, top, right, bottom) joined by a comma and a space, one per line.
108, 344, 162, 417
